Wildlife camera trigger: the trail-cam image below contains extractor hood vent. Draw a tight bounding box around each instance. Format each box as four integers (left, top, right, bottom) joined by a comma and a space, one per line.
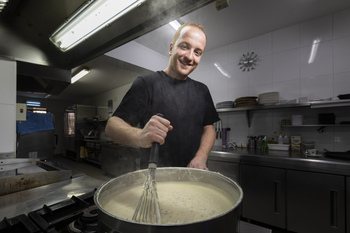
17, 61, 71, 96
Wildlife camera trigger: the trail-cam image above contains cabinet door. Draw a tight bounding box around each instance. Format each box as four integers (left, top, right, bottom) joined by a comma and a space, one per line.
287, 170, 345, 233
241, 164, 286, 228
207, 160, 240, 184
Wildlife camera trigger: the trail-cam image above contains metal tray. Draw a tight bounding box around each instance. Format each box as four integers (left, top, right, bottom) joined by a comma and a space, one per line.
324, 151, 350, 160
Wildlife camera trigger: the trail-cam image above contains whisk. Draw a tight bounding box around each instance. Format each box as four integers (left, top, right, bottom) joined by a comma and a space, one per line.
132, 122, 162, 224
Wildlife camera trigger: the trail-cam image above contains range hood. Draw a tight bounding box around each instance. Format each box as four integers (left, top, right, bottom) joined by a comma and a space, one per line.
16, 61, 71, 97
0, 0, 214, 70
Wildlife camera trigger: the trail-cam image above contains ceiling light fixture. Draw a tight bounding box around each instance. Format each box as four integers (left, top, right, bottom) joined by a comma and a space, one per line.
308, 38, 321, 64
49, 0, 146, 52
214, 62, 231, 78
0, 0, 9, 14
169, 20, 181, 31
71, 68, 90, 84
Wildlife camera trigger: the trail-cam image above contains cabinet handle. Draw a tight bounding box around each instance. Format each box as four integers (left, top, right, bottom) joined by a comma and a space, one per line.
330, 190, 338, 228
274, 180, 281, 214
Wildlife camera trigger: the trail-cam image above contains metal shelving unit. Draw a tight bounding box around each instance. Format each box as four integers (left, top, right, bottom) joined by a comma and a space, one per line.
216, 100, 350, 128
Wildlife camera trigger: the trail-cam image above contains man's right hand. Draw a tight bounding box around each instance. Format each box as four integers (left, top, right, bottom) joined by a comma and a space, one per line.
138, 115, 173, 148
106, 115, 173, 148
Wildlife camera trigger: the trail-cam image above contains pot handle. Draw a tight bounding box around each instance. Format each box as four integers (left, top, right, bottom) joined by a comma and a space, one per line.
148, 113, 164, 165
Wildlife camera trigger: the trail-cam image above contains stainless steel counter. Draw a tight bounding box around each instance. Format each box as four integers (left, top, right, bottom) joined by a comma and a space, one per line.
0, 174, 106, 219
209, 146, 350, 176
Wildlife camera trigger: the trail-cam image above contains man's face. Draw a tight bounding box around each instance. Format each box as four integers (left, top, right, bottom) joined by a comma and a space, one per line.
168, 26, 206, 80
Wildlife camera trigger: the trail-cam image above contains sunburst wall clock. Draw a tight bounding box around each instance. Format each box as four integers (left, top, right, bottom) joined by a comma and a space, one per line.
238, 52, 259, 72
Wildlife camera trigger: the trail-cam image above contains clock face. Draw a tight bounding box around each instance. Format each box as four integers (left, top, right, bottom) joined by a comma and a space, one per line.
238, 52, 259, 71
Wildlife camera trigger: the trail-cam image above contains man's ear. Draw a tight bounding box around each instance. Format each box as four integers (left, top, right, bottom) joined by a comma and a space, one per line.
169, 42, 173, 56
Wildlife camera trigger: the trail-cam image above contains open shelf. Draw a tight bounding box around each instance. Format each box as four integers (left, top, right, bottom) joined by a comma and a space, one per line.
216, 100, 350, 128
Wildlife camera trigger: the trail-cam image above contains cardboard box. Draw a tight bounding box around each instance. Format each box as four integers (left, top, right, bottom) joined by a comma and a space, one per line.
291, 136, 301, 151
291, 136, 301, 144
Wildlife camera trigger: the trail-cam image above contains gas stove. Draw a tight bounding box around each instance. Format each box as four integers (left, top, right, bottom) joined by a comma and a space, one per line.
0, 190, 98, 233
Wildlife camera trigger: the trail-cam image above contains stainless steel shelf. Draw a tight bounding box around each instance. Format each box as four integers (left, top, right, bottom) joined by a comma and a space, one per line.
281, 124, 350, 127
216, 100, 350, 128
281, 124, 350, 133
216, 103, 310, 113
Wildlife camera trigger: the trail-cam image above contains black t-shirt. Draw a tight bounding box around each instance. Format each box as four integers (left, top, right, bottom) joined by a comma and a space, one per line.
113, 71, 220, 167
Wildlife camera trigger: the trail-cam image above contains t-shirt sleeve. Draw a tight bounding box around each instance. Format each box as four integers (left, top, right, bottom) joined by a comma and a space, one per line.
113, 77, 149, 126
203, 85, 220, 126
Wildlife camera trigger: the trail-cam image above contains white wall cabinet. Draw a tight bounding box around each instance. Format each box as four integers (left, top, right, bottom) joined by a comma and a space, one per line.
0, 59, 16, 154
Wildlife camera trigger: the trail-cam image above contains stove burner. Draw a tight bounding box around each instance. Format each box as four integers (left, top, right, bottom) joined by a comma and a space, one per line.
0, 190, 97, 233
66, 205, 98, 233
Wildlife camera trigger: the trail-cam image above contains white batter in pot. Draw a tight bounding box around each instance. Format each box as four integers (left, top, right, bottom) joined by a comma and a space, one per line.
101, 181, 236, 224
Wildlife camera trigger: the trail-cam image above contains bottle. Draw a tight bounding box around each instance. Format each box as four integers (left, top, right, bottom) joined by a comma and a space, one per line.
278, 134, 283, 144
283, 135, 289, 144
261, 136, 269, 153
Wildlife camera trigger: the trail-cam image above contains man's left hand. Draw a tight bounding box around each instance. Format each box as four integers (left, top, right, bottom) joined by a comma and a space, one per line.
187, 156, 208, 170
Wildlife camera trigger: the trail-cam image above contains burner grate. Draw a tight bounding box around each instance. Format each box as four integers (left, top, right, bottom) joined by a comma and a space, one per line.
0, 214, 42, 233
0, 190, 96, 233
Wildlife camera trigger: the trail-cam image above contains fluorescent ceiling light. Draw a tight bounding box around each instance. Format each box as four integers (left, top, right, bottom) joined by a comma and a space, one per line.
71, 69, 90, 84
214, 62, 231, 78
308, 38, 321, 64
26, 101, 41, 107
169, 20, 181, 31
50, 0, 146, 52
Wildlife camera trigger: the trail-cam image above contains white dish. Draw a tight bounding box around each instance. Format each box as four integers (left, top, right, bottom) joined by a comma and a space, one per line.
268, 144, 290, 151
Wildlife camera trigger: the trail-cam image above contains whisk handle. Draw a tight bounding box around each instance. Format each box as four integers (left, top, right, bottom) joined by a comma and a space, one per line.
148, 113, 164, 165
149, 142, 159, 164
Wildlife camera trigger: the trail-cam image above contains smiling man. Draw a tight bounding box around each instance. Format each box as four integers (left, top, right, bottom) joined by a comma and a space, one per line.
106, 23, 220, 170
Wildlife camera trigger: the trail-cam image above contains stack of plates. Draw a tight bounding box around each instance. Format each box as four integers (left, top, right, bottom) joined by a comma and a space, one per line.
216, 101, 234, 109
258, 92, 280, 105
235, 96, 257, 108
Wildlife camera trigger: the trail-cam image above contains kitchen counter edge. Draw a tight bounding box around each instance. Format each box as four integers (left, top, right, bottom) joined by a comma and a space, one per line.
209, 146, 350, 176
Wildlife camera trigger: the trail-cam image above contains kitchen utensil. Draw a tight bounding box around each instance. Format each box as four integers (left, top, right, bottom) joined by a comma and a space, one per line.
301, 141, 315, 155
305, 149, 318, 156
132, 143, 161, 223
94, 167, 243, 233
337, 94, 350, 100
248, 136, 256, 149
324, 150, 350, 160
132, 115, 162, 224
222, 128, 230, 147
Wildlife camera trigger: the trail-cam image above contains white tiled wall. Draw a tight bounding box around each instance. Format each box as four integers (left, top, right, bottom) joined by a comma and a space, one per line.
190, 8, 350, 151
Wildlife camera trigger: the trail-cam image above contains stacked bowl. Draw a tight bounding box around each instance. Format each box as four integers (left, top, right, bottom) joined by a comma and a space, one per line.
258, 92, 279, 105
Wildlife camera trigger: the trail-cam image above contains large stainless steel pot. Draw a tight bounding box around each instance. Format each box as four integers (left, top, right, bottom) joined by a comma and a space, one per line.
94, 167, 243, 233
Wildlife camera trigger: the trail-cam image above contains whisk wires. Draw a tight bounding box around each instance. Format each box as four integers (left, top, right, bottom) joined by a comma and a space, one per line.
132, 165, 161, 223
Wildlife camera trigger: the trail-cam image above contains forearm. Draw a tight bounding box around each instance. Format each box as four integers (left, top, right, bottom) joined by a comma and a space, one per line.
187, 124, 216, 169
195, 124, 216, 160
105, 116, 143, 147
105, 115, 173, 148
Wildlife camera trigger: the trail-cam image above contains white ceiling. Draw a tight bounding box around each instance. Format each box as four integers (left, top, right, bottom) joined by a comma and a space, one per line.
57, 0, 350, 101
